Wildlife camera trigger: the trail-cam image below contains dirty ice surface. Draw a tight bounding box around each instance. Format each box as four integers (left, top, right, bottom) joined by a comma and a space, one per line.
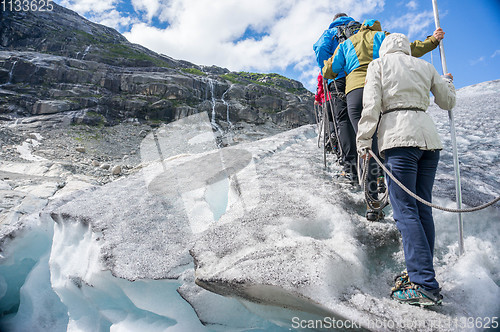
0, 81, 499, 331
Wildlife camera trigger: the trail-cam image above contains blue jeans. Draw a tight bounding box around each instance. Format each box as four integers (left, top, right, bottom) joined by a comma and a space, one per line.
384, 147, 440, 291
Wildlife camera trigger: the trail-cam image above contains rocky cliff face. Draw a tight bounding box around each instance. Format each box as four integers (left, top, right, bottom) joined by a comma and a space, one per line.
0, 3, 314, 131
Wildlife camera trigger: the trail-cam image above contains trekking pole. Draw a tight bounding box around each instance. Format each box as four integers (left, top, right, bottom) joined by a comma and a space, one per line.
432, 0, 465, 256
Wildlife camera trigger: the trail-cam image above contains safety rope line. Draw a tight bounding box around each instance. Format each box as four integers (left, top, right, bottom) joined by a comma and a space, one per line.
365, 149, 500, 213
361, 155, 389, 211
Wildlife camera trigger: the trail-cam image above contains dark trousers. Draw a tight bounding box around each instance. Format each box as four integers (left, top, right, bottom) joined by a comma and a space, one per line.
385, 147, 440, 291
346, 87, 363, 133
346, 88, 380, 197
329, 78, 357, 173
324, 97, 334, 122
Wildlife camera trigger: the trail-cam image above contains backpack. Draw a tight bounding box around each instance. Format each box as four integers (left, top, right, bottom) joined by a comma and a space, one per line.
335, 20, 361, 43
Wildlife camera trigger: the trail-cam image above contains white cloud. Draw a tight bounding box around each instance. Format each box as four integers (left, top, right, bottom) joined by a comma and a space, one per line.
300, 65, 321, 93
406, 1, 418, 10
93, 9, 138, 29
131, 0, 161, 22
383, 11, 435, 40
463, 49, 498, 67
120, 0, 385, 91
56, 0, 136, 30
470, 56, 485, 66
58, 0, 117, 15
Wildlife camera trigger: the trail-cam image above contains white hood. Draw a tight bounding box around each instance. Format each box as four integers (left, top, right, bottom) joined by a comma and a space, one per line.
379, 33, 411, 57
358, 32, 456, 155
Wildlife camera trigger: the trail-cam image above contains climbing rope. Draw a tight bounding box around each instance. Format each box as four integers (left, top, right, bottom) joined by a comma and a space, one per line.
363, 149, 500, 213
323, 80, 344, 158
361, 155, 389, 211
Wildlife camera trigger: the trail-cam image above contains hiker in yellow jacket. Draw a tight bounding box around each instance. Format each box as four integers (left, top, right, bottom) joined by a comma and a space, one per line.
322, 19, 444, 221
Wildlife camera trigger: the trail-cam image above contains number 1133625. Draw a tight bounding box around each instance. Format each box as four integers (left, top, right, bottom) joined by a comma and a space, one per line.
1, 0, 54, 12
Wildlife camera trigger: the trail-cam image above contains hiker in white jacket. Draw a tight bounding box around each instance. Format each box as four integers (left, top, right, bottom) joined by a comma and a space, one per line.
357, 33, 456, 306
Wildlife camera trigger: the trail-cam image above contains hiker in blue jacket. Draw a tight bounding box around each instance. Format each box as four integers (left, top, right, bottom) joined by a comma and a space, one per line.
313, 13, 358, 183
323, 19, 444, 221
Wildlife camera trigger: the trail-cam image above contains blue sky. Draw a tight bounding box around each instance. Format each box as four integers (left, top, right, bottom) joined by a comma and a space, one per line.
55, 0, 500, 92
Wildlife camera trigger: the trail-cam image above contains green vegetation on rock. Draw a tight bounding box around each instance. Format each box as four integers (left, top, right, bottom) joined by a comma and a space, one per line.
220, 71, 308, 94
101, 45, 170, 67
181, 68, 207, 76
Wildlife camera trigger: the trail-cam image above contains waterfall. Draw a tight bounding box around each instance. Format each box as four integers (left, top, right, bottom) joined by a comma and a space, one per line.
2, 60, 18, 86
8, 118, 20, 128
221, 85, 233, 144
221, 86, 232, 127
81, 45, 91, 60
207, 78, 223, 136
205, 78, 237, 146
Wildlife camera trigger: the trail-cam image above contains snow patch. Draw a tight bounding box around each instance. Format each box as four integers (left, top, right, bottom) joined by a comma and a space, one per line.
16, 141, 47, 162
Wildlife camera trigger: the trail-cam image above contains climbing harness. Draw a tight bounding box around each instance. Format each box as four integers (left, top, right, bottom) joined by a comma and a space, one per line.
362, 149, 500, 213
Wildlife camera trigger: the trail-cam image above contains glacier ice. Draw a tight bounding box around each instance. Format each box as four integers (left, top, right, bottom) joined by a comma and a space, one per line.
1, 81, 500, 331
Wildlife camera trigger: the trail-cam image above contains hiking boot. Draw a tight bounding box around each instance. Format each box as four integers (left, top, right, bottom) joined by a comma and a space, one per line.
338, 170, 358, 185
391, 270, 410, 292
365, 209, 379, 221
391, 283, 443, 307
377, 176, 386, 193
365, 205, 385, 221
